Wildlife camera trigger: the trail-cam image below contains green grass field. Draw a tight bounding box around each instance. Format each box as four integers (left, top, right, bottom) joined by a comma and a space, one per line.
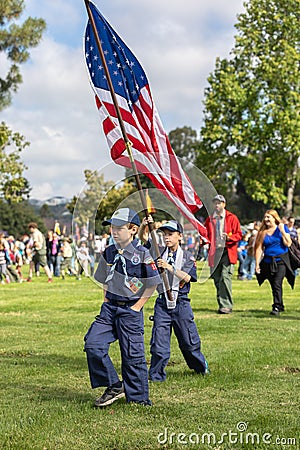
0, 266, 299, 450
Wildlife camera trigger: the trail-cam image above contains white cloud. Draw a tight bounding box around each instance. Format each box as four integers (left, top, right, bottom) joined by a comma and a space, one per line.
2, 0, 245, 200
30, 182, 55, 200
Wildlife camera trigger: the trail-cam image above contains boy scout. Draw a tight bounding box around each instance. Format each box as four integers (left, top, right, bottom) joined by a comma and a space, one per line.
140, 219, 210, 381
84, 208, 160, 407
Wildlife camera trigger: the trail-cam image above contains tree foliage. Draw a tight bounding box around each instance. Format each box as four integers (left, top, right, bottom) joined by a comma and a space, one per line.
39, 203, 52, 219
168, 126, 199, 163
67, 170, 136, 234
0, 0, 46, 110
197, 0, 300, 213
0, 0, 46, 203
0, 200, 45, 236
0, 121, 31, 202
0, 1, 46, 203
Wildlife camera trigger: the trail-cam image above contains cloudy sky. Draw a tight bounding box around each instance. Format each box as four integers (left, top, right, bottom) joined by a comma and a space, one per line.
2, 0, 245, 201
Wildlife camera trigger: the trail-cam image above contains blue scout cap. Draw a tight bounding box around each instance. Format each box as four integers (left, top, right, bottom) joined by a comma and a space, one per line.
102, 208, 140, 227
159, 220, 183, 234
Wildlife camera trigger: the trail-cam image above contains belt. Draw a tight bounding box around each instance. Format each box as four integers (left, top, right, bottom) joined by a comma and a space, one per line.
158, 294, 190, 303
108, 299, 137, 307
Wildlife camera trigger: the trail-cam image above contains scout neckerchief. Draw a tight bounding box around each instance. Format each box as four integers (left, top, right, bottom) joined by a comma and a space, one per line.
105, 248, 131, 289
162, 245, 184, 302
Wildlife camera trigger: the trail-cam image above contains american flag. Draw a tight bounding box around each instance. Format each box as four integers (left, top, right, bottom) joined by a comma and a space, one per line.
84, 2, 208, 239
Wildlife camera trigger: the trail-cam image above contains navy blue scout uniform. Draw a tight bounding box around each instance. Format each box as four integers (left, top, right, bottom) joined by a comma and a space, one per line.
84, 209, 160, 406
148, 221, 208, 382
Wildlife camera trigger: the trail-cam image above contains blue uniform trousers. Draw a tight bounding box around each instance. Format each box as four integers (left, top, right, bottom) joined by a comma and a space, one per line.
84, 301, 149, 403
149, 297, 206, 381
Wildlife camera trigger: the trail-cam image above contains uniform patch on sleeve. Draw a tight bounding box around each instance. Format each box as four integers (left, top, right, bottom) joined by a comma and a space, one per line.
144, 256, 155, 264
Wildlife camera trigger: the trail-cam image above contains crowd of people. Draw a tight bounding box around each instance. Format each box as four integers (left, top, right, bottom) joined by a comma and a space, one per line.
0, 212, 299, 289
0, 223, 110, 284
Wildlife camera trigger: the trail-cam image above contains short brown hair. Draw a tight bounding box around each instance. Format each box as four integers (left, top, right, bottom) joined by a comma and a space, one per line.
28, 222, 38, 229
127, 223, 139, 237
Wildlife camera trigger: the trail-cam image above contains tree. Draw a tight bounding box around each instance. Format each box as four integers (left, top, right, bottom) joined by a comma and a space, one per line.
0, 0, 46, 110
168, 126, 199, 163
0, 121, 31, 202
0, 200, 45, 236
39, 203, 52, 219
0, 2, 46, 203
67, 170, 136, 235
197, 0, 300, 214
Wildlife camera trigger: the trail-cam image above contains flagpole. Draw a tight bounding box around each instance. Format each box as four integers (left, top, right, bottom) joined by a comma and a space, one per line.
84, 0, 173, 302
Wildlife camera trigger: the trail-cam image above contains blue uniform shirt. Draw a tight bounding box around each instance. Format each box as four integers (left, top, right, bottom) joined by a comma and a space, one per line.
94, 238, 160, 302
148, 244, 197, 299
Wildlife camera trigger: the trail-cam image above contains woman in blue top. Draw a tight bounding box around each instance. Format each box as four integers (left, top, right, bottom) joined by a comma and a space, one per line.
255, 210, 294, 316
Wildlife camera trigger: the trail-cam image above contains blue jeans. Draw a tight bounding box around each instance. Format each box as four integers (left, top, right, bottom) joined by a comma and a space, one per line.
244, 255, 255, 279
238, 252, 247, 276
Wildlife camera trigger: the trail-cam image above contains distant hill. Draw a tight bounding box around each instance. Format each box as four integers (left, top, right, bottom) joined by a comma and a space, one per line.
29, 196, 70, 208
29, 196, 72, 234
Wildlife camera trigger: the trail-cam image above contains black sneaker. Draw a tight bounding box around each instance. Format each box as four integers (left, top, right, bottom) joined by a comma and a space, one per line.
270, 309, 280, 316
94, 384, 125, 407
129, 399, 152, 407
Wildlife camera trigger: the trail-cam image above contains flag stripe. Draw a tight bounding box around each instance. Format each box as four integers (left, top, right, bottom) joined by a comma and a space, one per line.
97, 88, 201, 207
96, 86, 206, 228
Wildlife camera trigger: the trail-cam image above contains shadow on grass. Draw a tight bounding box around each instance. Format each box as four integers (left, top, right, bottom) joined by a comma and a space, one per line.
26, 385, 92, 403
0, 354, 93, 401
190, 307, 300, 320
238, 310, 300, 320
0, 352, 86, 368
0, 352, 133, 407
